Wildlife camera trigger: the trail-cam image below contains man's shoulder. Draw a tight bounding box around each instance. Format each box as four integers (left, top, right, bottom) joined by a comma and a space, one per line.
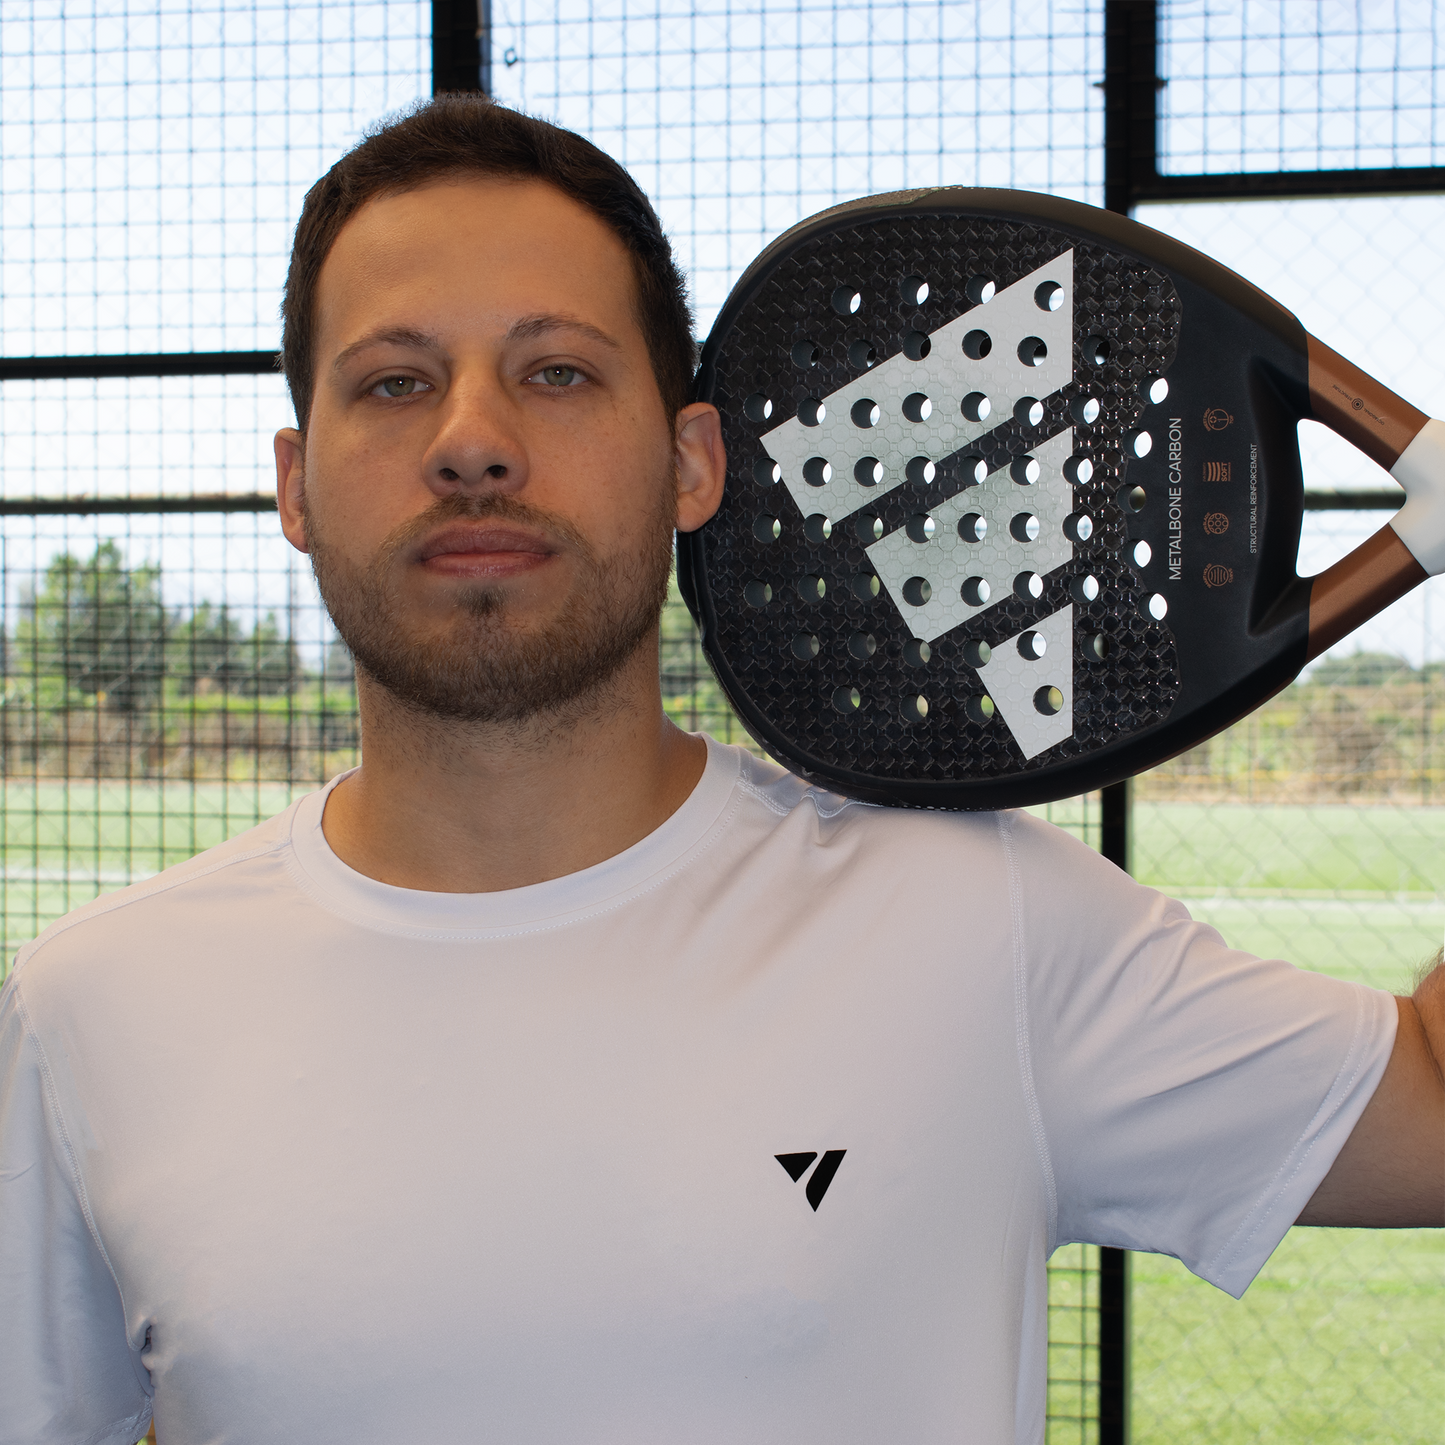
723, 744, 1100, 865
8, 796, 308, 983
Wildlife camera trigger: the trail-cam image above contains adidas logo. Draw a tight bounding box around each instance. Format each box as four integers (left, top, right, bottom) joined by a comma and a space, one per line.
776, 1150, 846, 1210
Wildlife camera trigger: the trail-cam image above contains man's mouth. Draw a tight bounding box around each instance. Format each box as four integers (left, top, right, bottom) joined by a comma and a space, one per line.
416, 524, 558, 579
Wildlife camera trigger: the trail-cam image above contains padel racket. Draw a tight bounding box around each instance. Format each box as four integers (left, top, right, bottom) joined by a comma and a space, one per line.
677, 187, 1445, 808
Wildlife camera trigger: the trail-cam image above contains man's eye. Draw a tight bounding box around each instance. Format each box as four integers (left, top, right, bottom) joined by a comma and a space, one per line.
533, 366, 583, 387
373, 376, 425, 398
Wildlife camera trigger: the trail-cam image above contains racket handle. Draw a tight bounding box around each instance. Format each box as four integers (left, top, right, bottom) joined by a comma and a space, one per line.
1306, 525, 1427, 662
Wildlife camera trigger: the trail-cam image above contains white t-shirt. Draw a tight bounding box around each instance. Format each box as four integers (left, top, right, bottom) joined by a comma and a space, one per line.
0, 739, 1396, 1445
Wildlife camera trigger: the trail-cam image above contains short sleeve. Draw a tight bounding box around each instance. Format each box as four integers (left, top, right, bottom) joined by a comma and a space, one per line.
0, 977, 152, 1445
1003, 811, 1399, 1299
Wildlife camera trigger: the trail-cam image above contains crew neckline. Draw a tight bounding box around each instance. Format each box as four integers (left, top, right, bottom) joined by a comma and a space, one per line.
282, 735, 744, 938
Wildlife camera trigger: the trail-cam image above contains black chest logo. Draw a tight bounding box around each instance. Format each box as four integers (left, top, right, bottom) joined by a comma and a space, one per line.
776, 1150, 846, 1210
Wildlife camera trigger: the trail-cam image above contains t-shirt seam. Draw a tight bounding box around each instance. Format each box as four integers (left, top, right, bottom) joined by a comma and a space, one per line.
9, 835, 290, 979
12, 983, 151, 1403
998, 810, 1061, 1251
1201, 983, 1378, 1281
280, 785, 751, 941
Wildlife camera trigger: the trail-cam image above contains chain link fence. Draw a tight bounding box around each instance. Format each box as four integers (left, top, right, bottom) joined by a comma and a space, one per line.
2, 3, 1442, 1442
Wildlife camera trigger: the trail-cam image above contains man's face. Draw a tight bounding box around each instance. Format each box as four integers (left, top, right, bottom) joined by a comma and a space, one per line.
275, 177, 717, 724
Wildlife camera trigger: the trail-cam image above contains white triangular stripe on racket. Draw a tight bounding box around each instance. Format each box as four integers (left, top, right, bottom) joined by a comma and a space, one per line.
762, 251, 1074, 524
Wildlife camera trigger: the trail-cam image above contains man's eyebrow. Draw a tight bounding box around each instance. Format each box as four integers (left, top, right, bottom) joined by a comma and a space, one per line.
331, 327, 441, 372
505, 313, 623, 352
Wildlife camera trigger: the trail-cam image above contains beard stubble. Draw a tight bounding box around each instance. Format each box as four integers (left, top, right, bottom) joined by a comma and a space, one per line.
305, 487, 676, 726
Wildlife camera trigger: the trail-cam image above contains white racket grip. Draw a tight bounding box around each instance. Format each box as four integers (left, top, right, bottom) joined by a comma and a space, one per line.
1389, 416, 1445, 576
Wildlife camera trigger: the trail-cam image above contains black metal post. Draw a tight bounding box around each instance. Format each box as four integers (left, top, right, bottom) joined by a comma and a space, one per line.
1098, 4, 1159, 1440
432, 0, 490, 96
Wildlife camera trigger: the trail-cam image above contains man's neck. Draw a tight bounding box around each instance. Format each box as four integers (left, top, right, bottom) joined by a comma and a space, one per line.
318, 644, 708, 892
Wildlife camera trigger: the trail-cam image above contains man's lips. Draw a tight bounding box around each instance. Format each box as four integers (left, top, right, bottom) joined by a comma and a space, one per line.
417, 524, 559, 576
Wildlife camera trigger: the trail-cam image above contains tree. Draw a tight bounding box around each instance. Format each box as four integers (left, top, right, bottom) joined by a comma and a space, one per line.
14, 541, 168, 709
169, 603, 302, 697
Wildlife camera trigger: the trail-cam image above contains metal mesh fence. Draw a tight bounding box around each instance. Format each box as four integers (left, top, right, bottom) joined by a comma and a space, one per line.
2, 4, 1442, 1444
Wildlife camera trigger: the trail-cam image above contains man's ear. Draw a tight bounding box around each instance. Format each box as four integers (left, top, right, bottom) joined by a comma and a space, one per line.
274, 428, 310, 554
674, 403, 726, 533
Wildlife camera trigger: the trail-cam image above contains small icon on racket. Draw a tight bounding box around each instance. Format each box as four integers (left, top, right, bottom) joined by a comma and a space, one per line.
1203, 461, 1231, 481
1203, 407, 1234, 431
1203, 563, 1235, 587
1204, 512, 1229, 535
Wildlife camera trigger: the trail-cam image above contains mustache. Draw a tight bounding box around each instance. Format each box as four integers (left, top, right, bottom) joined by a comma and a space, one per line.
376, 490, 594, 568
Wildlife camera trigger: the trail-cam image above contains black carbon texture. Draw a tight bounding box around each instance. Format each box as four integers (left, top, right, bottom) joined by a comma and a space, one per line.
699, 211, 1184, 783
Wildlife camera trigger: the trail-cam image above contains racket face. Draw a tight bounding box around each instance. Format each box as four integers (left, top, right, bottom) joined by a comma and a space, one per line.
680, 189, 1313, 808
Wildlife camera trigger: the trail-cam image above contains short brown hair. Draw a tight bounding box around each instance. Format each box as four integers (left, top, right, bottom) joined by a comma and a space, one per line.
281, 96, 695, 429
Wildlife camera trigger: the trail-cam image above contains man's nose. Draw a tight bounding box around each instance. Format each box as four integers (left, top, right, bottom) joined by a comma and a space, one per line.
420, 372, 527, 497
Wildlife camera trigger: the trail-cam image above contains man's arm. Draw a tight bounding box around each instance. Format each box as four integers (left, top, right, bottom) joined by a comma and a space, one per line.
1297, 956, 1445, 1226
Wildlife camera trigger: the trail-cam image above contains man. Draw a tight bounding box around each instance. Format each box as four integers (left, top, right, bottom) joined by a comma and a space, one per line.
1, 96, 1441, 1445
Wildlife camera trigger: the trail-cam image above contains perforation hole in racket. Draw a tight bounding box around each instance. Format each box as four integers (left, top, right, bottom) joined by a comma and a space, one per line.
1009, 512, 1040, 543
961, 577, 990, 606
899, 275, 929, 306
902, 330, 931, 360
798, 397, 826, 426
854, 456, 884, 486
1070, 395, 1100, 425
854, 515, 883, 543
1132, 541, 1152, 568
851, 399, 880, 428
804, 514, 833, 544
1034, 686, 1064, 716
848, 632, 877, 660
753, 514, 782, 543
904, 639, 931, 667
743, 581, 772, 608
1147, 377, 1169, 404
1035, 281, 1064, 312
902, 392, 933, 422
1014, 572, 1044, 601
902, 576, 932, 606
1119, 484, 1146, 512
1069, 574, 1100, 604
849, 339, 878, 369
1063, 512, 1094, 541
852, 573, 880, 602
1017, 336, 1048, 367
745, 393, 773, 422
1091, 633, 1111, 660
958, 512, 987, 543
1015, 396, 1044, 427
832, 686, 861, 713
1063, 455, 1093, 484
906, 514, 936, 544
802, 456, 832, 488
965, 275, 995, 304
961, 455, 988, 484
1130, 429, 1152, 457
901, 694, 929, 723
798, 575, 826, 602
962, 329, 992, 360
1011, 456, 1040, 486
906, 457, 937, 484
832, 287, 861, 315
1084, 335, 1110, 366
1018, 630, 1046, 661
1146, 593, 1168, 620
961, 392, 991, 422
753, 457, 780, 486
962, 638, 991, 668
791, 340, 821, 367
965, 694, 995, 723
792, 633, 820, 661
